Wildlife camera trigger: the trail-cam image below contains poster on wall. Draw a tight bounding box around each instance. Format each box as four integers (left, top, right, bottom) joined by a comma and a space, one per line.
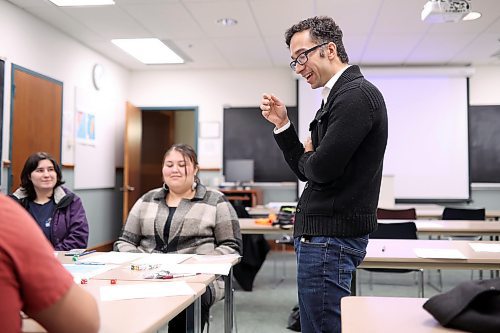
75, 102, 96, 146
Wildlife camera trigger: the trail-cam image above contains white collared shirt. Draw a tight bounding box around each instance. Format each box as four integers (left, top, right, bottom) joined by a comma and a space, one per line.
321, 64, 351, 105
274, 64, 351, 134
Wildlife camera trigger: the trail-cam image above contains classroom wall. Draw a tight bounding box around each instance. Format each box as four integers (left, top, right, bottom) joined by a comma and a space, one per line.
127, 68, 296, 168
463, 66, 500, 210
0, 0, 129, 246
1, 0, 500, 250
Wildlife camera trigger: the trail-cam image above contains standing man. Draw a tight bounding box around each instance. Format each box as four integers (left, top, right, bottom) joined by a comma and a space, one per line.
260, 16, 388, 333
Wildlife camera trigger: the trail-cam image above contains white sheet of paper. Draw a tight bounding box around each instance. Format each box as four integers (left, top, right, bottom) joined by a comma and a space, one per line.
414, 248, 467, 259
78, 252, 146, 264
416, 222, 441, 228
192, 254, 241, 263
99, 282, 195, 301
166, 263, 233, 275
469, 243, 500, 253
131, 253, 195, 266
63, 264, 117, 282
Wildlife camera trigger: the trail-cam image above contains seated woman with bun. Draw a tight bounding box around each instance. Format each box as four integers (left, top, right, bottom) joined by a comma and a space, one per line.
115, 143, 242, 332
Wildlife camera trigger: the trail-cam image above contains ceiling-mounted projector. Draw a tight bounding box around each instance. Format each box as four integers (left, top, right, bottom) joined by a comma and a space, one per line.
421, 0, 471, 23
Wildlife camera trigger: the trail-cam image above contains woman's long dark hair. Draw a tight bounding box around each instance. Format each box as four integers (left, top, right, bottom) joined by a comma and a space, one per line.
20, 152, 65, 201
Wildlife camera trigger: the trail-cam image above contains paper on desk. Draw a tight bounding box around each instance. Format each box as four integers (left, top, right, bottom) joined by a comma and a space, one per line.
416, 222, 441, 228
414, 248, 467, 259
131, 253, 195, 266
100, 282, 196, 301
191, 253, 241, 263
63, 264, 117, 282
469, 243, 500, 253
78, 252, 146, 264
166, 263, 233, 275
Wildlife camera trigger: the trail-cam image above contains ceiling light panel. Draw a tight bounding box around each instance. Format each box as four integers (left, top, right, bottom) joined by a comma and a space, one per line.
111, 38, 184, 64
48, 0, 115, 6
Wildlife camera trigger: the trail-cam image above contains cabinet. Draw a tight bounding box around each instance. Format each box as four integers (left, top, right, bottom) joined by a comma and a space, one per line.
219, 189, 262, 208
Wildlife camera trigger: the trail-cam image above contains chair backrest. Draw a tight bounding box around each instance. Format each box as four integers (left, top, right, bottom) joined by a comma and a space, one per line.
370, 222, 418, 240
442, 207, 485, 220
377, 208, 417, 220
232, 204, 250, 218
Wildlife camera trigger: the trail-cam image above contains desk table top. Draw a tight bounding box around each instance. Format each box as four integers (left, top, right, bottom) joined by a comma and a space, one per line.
341, 296, 466, 333
361, 239, 500, 270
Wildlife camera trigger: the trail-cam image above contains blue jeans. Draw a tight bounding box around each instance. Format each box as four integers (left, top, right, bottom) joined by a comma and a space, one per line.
294, 235, 368, 333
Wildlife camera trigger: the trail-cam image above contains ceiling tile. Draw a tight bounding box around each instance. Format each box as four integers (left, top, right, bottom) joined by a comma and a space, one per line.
120, 2, 204, 39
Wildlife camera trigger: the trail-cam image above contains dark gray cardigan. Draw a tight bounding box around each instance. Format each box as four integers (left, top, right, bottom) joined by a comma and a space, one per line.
275, 65, 388, 238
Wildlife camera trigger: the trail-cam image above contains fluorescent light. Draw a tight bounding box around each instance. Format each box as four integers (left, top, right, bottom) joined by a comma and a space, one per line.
462, 11, 482, 21
48, 0, 115, 6
111, 38, 184, 65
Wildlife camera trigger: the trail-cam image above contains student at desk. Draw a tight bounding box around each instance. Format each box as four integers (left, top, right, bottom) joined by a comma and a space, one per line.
114, 143, 242, 332
0, 194, 99, 333
10, 152, 89, 250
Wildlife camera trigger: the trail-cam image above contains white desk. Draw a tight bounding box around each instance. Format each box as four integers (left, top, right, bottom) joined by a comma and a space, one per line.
240, 218, 500, 237
341, 296, 466, 333
23, 280, 207, 333
361, 239, 500, 270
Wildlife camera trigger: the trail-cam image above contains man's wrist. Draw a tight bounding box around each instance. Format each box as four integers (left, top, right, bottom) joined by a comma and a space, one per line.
276, 119, 290, 129
274, 120, 291, 134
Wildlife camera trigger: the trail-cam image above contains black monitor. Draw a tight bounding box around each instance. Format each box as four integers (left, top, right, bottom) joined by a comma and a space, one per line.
225, 159, 254, 184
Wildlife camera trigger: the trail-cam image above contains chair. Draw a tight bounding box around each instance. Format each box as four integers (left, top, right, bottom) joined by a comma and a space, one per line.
442, 207, 486, 280
377, 208, 417, 220
442, 207, 485, 221
360, 222, 424, 297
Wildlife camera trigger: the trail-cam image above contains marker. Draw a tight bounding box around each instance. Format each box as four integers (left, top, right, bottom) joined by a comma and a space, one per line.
382, 245, 386, 252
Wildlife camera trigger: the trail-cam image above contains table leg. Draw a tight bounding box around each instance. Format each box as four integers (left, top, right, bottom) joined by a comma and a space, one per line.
224, 269, 234, 333
185, 297, 201, 333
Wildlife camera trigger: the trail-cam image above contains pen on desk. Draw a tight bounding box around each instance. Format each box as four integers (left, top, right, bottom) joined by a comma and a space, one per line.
78, 250, 96, 257
75, 262, 105, 265
168, 273, 199, 279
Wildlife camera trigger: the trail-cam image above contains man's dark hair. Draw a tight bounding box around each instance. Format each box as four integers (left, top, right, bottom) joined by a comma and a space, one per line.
285, 16, 349, 63
20, 152, 65, 200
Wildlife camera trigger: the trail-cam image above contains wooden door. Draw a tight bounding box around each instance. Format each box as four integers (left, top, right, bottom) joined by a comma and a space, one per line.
10, 67, 62, 192
123, 102, 142, 223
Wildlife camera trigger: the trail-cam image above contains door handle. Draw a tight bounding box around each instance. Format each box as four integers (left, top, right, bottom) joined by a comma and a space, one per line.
119, 185, 135, 192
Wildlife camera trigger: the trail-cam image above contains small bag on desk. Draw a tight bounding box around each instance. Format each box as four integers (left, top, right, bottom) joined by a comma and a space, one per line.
423, 278, 500, 333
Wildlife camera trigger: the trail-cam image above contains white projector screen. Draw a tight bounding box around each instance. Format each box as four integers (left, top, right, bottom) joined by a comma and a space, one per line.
298, 67, 470, 201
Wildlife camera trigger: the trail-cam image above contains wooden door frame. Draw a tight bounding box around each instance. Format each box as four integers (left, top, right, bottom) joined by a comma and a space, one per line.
140, 106, 199, 152
122, 105, 198, 223
9, 64, 63, 192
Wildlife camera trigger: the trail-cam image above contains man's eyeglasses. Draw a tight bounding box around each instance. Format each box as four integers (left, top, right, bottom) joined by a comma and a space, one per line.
289, 42, 329, 71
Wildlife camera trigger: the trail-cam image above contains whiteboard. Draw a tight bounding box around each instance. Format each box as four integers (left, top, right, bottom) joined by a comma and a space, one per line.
298, 66, 470, 201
